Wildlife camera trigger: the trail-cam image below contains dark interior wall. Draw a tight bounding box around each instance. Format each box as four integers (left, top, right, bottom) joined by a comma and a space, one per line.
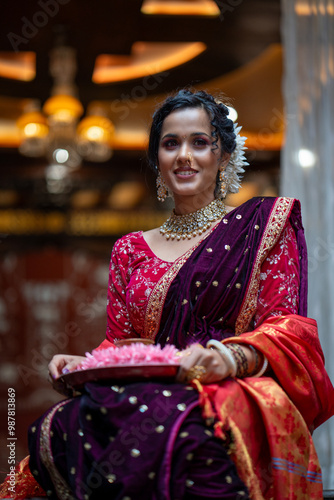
0, 244, 112, 476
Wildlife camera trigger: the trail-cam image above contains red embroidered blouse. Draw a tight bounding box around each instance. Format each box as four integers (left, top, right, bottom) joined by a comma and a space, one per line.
97, 220, 300, 350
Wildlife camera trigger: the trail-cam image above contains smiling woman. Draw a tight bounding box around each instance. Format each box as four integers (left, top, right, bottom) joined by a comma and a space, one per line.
158, 107, 225, 210
144, 89, 246, 262
1, 89, 333, 500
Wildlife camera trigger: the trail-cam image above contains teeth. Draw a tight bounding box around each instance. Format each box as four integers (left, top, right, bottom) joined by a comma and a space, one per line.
176, 171, 195, 176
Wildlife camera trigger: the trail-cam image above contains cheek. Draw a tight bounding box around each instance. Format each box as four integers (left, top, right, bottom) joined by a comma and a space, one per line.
198, 149, 219, 164
158, 149, 174, 168
158, 147, 167, 163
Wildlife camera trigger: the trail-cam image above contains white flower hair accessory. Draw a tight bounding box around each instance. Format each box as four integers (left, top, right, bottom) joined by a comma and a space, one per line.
224, 123, 249, 194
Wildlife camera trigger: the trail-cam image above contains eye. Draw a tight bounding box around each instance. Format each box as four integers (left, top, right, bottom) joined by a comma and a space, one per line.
162, 139, 178, 149
193, 138, 210, 147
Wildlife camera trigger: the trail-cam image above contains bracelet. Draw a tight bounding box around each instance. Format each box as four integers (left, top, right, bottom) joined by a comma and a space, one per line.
251, 355, 269, 377
225, 343, 249, 377
206, 339, 237, 377
247, 344, 260, 374
246, 344, 269, 377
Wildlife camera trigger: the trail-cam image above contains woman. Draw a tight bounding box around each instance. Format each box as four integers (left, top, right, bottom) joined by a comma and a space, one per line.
3, 89, 333, 499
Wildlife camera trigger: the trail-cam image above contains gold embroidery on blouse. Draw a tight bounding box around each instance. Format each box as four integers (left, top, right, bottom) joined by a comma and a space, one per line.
235, 197, 294, 335
144, 226, 218, 339
40, 400, 74, 499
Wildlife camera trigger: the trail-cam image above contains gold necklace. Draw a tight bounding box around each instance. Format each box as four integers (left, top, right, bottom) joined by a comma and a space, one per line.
160, 199, 227, 240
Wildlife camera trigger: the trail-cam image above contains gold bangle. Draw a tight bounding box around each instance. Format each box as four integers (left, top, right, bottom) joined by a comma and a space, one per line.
247, 344, 260, 374
206, 339, 237, 377
225, 343, 249, 377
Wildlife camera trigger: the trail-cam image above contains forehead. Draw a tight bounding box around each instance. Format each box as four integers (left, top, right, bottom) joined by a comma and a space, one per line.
161, 107, 212, 136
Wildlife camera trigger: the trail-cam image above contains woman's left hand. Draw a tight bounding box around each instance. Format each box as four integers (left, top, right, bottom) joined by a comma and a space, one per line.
176, 344, 232, 384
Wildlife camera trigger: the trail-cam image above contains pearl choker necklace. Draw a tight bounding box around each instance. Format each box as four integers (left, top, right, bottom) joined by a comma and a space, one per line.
160, 199, 227, 240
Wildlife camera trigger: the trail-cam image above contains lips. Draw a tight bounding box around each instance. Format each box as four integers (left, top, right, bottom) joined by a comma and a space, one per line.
174, 168, 197, 176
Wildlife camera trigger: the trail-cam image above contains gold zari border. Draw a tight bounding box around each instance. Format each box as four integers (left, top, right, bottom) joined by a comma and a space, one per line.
235, 197, 294, 335
144, 226, 218, 339
40, 399, 74, 499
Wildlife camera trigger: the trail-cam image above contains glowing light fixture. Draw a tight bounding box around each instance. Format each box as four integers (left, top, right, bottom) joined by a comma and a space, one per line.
53, 148, 70, 164
297, 148, 316, 168
16, 45, 114, 166
141, 0, 220, 16
93, 42, 206, 83
295, 3, 334, 15
77, 115, 115, 162
0, 52, 36, 81
16, 110, 49, 157
43, 94, 84, 123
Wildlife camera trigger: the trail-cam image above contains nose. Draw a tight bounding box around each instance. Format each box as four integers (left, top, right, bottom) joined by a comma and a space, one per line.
177, 143, 192, 165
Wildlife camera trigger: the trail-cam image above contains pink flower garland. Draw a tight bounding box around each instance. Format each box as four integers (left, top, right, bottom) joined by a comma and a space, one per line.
78, 343, 181, 371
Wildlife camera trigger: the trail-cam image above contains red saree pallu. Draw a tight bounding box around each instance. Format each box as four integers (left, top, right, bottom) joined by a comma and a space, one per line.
195, 314, 333, 499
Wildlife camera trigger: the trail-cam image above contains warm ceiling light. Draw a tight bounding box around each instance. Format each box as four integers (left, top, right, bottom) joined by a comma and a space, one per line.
111, 130, 148, 150
295, 3, 334, 15
43, 95, 84, 122
93, 42, 206, 83
0, 52, 36, 81
77, 115, 114, 143
14, 43, 115, 165
77, 115, 115, 162
16, 111, 49, 137
141, 0, 220, 16
16, 111, 49, 157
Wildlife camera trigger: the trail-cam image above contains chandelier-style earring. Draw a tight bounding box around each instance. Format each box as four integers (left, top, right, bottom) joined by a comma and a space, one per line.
218, 166, 228, 199
156, 171, 168, 202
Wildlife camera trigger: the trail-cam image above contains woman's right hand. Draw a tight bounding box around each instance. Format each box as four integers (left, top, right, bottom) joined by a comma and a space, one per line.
48, 354, 86, 380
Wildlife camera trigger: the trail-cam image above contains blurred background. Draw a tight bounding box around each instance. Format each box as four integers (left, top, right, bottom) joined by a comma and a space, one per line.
0, 0, 333, 488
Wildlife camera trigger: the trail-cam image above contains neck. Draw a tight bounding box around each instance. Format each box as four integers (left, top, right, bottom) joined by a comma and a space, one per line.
173, 194, 216, 215
160, 198, 226, 240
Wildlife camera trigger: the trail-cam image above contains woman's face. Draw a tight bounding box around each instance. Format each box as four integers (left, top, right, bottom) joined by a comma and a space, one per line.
158, 107, 226, 211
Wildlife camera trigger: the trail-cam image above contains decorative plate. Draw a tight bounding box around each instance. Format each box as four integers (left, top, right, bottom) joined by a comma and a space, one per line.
53, 363, 180, 396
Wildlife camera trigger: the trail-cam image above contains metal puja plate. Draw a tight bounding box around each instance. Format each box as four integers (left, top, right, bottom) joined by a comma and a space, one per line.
53, 363, 180, 396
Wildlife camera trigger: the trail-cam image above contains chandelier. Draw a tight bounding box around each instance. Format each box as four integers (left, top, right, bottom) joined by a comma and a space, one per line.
16, 44, 114, 168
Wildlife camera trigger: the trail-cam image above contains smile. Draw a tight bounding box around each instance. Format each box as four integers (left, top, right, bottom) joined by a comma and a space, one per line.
174, 169, 197, 177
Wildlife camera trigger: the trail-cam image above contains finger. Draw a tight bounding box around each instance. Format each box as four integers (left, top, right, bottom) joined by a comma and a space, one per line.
178, 349, 230, 384
48, 361, 63, 379
178, 347, 211, 372
64, 359, 82, 372
177, 354, 206, 382
48, 355, 69, 379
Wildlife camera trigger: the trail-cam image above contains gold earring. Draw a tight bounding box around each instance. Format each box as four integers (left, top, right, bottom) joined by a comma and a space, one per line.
218, 166, 228, 199
156, 172, 168, 202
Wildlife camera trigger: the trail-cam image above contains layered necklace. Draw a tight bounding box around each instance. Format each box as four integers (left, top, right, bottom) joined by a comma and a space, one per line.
160, 199, 227, 240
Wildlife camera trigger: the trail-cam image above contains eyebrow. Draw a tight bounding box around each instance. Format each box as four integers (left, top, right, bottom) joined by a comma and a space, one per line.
161, 132, 212, 141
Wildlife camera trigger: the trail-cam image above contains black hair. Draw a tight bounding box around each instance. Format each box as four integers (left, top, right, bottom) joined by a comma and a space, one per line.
147, 89, 236, 172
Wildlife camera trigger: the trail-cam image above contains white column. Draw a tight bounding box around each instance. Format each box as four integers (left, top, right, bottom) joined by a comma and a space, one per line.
280, 0, 334, 488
